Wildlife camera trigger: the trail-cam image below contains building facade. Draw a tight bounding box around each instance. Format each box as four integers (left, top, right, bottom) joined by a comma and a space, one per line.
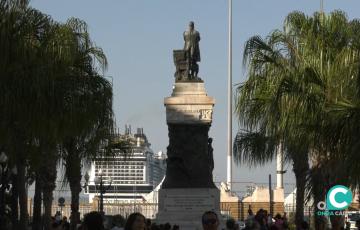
86, 126, 166, 203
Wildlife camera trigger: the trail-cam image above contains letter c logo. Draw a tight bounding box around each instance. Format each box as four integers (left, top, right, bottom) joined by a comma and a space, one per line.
326, 185, 352, 210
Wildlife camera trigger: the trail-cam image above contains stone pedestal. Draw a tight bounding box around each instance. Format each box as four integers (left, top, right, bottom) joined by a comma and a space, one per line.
162, 82, 215, 188
157, 188, 220, 229
156, 82, 220, 229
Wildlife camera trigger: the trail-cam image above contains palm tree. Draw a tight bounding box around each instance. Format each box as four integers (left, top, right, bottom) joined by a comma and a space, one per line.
0, 1, 60, 229
1, 2, 113, 229
235, 10, 360, 230
55, 18, 113, 230
234, 19, 315, 229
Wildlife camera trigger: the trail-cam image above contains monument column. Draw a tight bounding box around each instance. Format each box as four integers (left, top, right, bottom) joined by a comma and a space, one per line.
156, 22, 220, 229
163, 82, 216, 189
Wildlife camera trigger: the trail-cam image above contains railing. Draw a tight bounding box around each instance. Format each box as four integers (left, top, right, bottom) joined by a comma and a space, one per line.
28, 201, 235, 220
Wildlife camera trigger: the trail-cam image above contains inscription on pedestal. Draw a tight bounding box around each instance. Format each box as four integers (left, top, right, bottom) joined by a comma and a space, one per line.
164, 194, 215, 211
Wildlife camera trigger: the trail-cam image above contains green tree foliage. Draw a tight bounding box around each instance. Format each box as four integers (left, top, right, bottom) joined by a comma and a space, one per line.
0, 1, 113, 229
235, 11, 360, 230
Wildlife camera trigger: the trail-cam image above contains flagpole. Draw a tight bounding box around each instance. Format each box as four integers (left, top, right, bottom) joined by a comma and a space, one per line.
320, 0, 324, 13
227, 0, 233, 192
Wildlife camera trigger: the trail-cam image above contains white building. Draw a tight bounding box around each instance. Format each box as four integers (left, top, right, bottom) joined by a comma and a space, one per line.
86, 126, 166, 203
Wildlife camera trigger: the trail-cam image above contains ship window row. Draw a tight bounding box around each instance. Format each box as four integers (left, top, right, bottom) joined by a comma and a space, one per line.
95, 169, 144, 172
102, 169, 144, 172
98, 173, 144, 177
95, 172, 143, 176
110, 177, 144, 180
95, 169, 143, 174
95, 166, 143, 170
95, 163, 145, 166
95, 164, 144, 167
95, 165, 144, 169
105, 171, 144, 174
95, 161, 145, 165
113, 181, 146, 184
94, 173, 143, 177
97, 174, 144, 177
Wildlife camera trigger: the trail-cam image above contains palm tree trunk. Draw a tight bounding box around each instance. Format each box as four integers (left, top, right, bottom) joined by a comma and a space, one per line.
41, 159, 57, 230
292, 152, 309, 229
11, 173, 19, 230
42, 187, 54, 230
17, 160, 28, 230
70, 183, 81, 230
32, 173, 43, 230
312, 167, 327, 230
330, 215, 344, 230
66, 152, 82, 230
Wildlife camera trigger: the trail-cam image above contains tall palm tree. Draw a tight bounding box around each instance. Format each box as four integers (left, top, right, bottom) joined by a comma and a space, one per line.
0, 1, 61, 229
234, 21, 316, 229
235, 10, 360, 230
57, 18, 113, 230
0, 2, 112, 229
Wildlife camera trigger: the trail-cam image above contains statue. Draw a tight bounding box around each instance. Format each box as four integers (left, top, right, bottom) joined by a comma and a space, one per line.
184, 21, 200, 78
173, 21, 202, 82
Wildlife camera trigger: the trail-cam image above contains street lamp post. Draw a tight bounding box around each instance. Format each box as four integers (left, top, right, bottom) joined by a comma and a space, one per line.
58, 197, 65, 218
83, 172, 90, 193
94, 169, 112, 215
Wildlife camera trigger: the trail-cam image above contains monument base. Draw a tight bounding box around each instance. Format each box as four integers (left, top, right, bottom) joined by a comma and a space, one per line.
156, 188, 221, 230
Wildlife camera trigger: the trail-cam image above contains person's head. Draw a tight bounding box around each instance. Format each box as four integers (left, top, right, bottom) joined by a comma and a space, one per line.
52, 221, 62, 230
113, 215, 125, 228
55, 212, 61, 223
226, 218, 235, 230
151, 223, 160, 230
275, 214, 282, 220
146, 218, 151, 227
301, 221, 309, 230
125, 213, 146, 230
83, 212, 104, 230
189, 21, 195, 31
202, 211, 219, 230
164, 223, 171, 230
63, 216, 68, 222
76, 223, 83, 230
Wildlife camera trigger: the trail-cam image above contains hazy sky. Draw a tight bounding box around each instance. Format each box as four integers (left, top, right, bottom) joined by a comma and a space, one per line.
30, 0, 360, 195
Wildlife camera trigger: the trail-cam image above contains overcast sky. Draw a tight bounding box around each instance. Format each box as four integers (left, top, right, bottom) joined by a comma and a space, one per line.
30, 0, 360, 195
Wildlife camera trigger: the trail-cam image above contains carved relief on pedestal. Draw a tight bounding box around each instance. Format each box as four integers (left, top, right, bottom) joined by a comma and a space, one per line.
166, 106, 213, 124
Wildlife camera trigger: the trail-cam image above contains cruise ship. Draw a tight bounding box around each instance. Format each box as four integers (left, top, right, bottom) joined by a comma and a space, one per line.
86, 126, 166, 202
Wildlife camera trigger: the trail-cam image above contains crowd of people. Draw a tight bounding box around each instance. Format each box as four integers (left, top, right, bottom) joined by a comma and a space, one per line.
50, 213, 70, 230
242, 209, 300, 230
48, 209, 307, 230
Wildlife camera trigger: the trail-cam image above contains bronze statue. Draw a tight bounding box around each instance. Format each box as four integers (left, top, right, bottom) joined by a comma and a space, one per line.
173, 21, 202, 82
184, 21, 200, 78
